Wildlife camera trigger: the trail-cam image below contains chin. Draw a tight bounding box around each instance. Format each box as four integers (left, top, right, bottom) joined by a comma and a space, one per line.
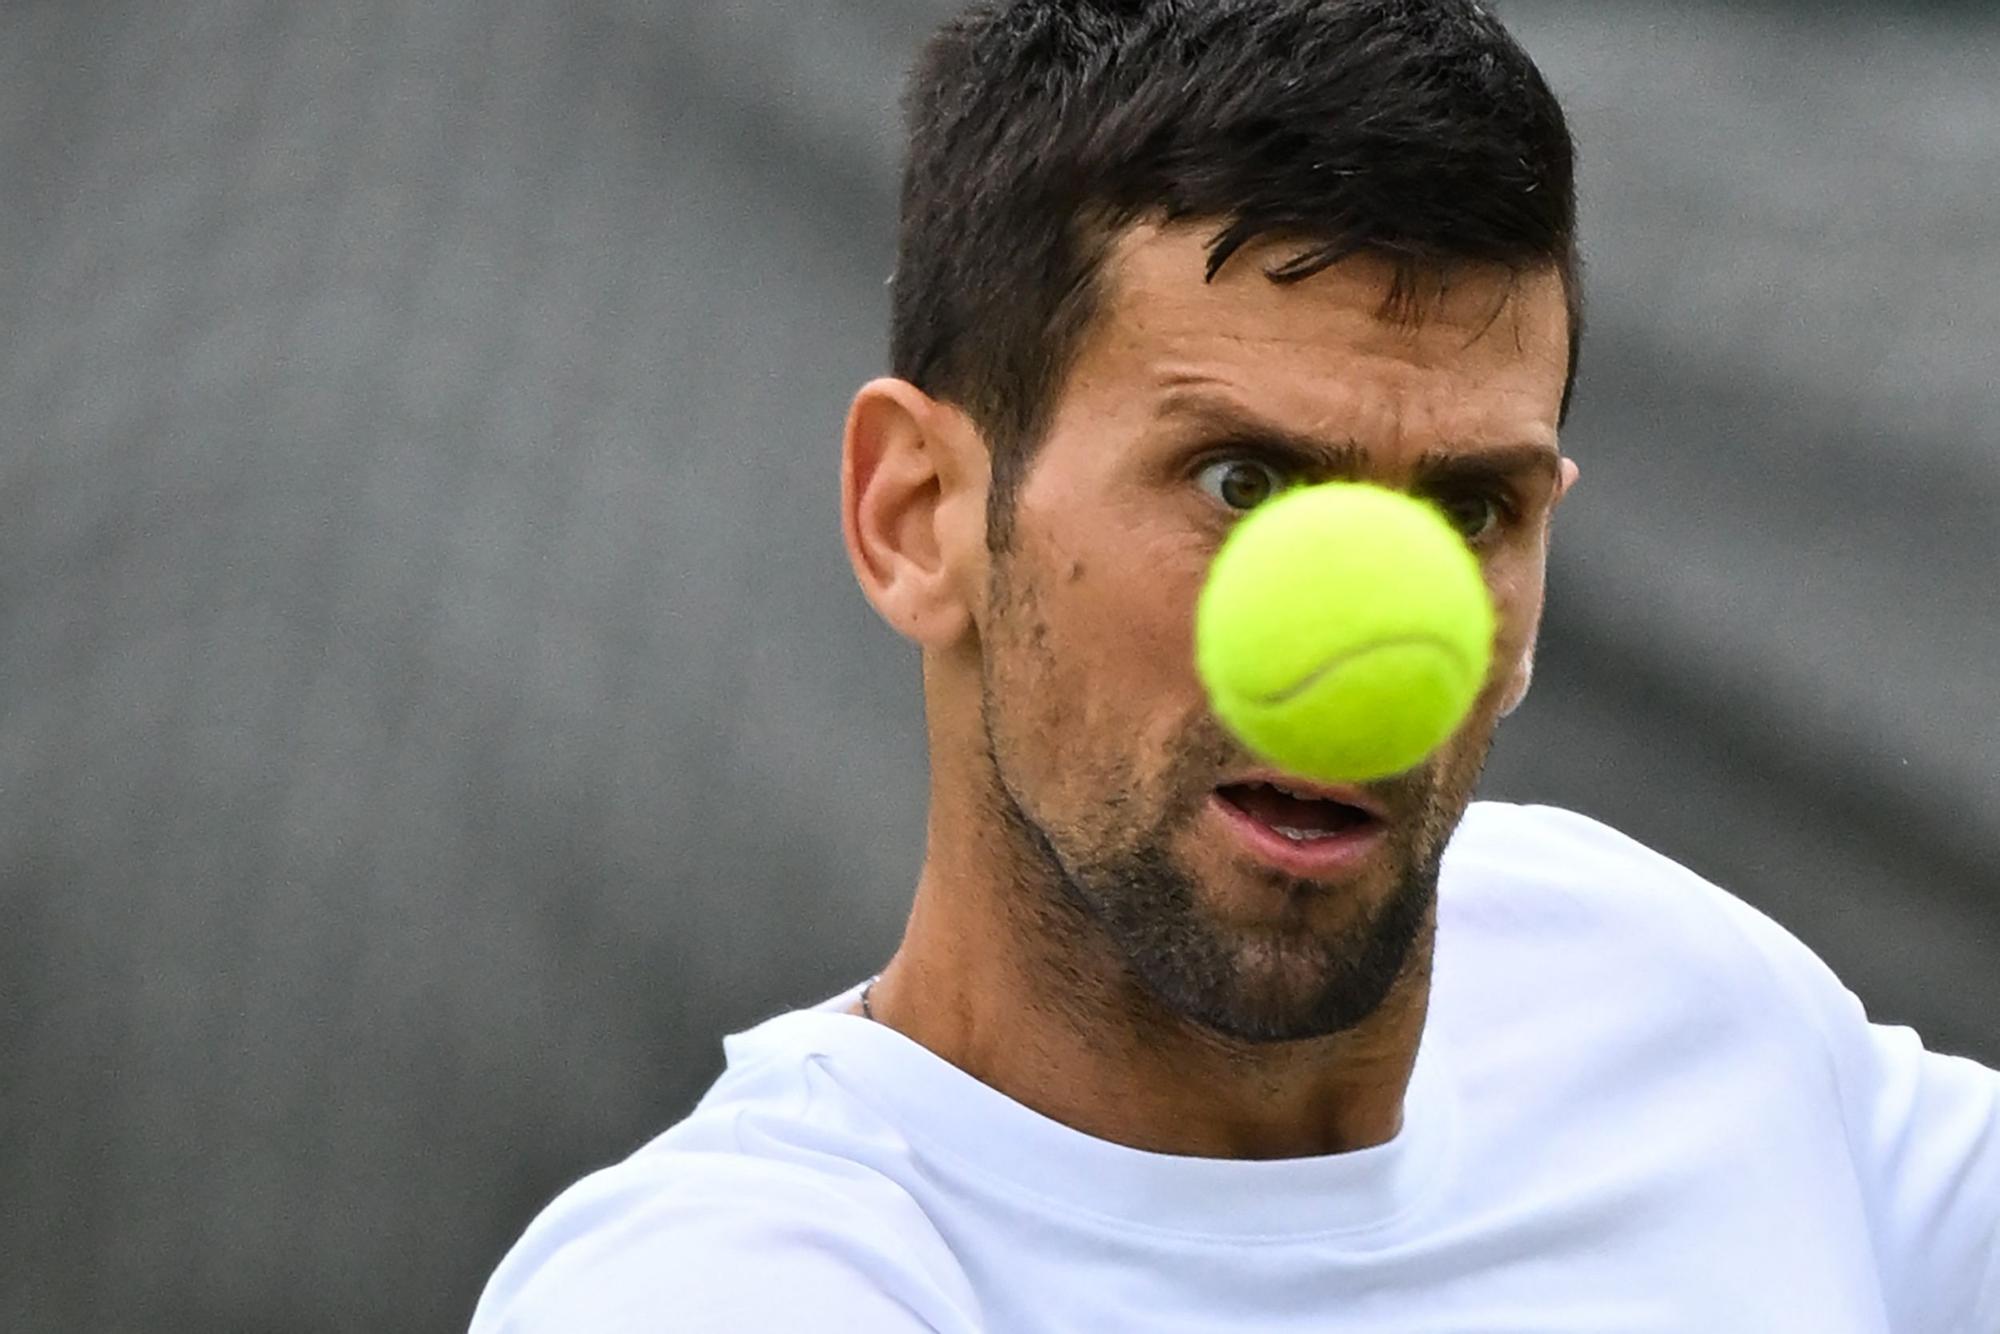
1136, 861, 1434, 1044
1126, 925, 1379, 1044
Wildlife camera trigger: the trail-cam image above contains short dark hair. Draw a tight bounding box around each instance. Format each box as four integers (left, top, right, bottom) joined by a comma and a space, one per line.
891, 0, 1582, 542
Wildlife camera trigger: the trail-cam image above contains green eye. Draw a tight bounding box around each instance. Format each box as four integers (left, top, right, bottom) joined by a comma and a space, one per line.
1196, 458, 1288, 512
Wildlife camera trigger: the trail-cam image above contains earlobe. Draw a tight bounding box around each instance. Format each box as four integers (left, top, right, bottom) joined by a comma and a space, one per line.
841, 378, 982, 648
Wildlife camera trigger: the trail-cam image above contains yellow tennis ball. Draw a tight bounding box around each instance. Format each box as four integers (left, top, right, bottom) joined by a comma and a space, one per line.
1195, 482, 1496, 783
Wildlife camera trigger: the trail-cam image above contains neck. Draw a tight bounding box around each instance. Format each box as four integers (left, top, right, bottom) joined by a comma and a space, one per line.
865, 767, 1433, 1161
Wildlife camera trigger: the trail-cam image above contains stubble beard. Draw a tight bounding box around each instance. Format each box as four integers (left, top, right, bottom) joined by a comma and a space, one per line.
979, 560, 1484, 1045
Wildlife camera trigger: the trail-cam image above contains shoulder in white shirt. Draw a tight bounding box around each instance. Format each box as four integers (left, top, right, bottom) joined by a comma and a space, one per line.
471, 802, 2000, 1334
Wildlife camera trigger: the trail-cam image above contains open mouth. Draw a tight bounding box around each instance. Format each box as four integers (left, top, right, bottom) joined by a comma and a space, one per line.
1214, 780, 1381, 844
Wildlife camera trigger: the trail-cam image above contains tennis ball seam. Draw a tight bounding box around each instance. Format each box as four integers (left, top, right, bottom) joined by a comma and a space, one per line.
1244, 634, 1480, 707
1193, 481, 1497, 782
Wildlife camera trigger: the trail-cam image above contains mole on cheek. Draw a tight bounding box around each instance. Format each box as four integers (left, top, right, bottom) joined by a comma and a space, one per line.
1069, 560, 1087, 583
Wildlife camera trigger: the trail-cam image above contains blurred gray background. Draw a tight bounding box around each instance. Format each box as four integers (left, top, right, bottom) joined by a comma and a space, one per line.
3, 1, 1995, 1330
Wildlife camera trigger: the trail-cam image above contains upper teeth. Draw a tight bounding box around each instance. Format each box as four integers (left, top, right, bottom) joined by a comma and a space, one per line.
1271, 781, 1325, 801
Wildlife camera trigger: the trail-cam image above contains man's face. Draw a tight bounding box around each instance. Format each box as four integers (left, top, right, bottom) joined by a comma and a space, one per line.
975, 225, 1573, 1043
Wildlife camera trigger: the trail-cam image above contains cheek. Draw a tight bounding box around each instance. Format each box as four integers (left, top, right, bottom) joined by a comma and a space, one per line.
1060, 539, 1207, 699
998, 538, 1211, 778
1483, 559, 1548, 694
1014, 490, 1195, 653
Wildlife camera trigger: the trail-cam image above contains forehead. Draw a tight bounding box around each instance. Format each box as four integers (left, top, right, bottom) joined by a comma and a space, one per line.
1063, 223, 1570, 453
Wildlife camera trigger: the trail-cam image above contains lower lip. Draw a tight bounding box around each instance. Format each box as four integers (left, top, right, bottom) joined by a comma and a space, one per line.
1207, 794, 1387, 878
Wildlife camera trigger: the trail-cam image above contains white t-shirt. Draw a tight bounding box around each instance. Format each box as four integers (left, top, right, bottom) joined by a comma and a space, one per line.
470, 803, 2000, 1332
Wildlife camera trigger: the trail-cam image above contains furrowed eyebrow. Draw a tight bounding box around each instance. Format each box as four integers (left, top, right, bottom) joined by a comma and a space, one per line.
1156, 391, 1560, 485
1412, 444, 1562, 491
1155, 394, 1365, 474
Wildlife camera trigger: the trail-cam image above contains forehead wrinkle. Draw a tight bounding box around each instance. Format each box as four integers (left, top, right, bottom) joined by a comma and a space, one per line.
1113, 228, 1562, 353
1092, 228, 1566, 454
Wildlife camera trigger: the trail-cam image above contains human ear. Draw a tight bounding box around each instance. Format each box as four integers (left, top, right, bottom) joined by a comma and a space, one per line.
840, 378, 985, 649
1554, 456, 1580, 505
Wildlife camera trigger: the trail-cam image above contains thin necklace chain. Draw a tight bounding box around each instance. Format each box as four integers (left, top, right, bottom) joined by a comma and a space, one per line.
860, 974, 881, 1022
